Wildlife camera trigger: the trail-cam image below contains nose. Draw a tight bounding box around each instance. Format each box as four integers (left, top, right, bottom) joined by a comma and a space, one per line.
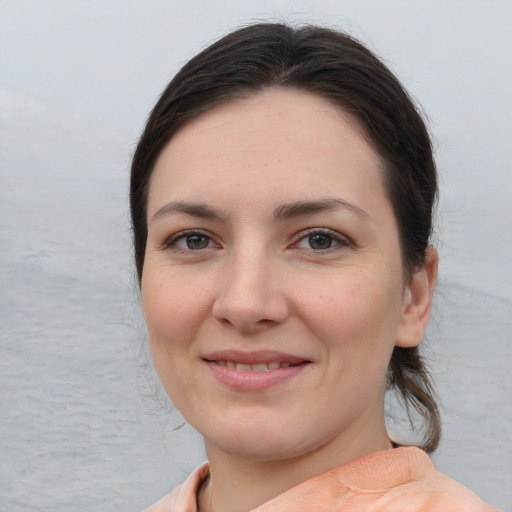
212, 251, 289, 333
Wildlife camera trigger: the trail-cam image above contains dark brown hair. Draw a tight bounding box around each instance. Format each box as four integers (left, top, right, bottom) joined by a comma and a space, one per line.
130, 23, 441, 452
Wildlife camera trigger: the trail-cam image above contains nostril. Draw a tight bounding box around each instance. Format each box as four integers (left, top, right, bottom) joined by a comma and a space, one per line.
212, 276, 289, 331
257, 318, 277, 326
218, 317, 234, 328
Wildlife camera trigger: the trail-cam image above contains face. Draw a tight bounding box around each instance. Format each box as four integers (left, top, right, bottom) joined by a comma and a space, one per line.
142, 88, 424, 463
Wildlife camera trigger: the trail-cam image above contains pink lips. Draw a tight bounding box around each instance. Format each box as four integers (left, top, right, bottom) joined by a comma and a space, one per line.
203, 350, 310, 391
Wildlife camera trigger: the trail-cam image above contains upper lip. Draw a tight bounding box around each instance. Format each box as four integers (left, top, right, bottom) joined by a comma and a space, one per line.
203, 350, 309, 365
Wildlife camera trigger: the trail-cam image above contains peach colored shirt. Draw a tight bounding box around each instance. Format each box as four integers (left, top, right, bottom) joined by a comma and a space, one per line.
144, 447, 498, 511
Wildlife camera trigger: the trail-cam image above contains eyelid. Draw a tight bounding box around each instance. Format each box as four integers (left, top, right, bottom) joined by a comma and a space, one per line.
160, 227, 350, 253
291, 227, 351, 251
162, 229, 221, 252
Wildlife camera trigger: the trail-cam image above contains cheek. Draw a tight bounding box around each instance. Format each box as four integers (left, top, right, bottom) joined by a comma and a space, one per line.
141, 268, 211, 406
296, 268, 404, 376
301, 270, 401, 332
142, 267, 207, 336
140, 267, 213, 385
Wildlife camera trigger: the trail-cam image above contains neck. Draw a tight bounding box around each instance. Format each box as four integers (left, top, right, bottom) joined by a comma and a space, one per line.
197, 415, 392, 512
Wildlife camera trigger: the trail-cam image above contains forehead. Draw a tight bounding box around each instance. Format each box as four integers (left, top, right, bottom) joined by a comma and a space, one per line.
148, 88, 387, 215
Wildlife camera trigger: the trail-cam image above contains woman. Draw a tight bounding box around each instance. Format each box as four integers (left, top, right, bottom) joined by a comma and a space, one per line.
132, 23, 498, 511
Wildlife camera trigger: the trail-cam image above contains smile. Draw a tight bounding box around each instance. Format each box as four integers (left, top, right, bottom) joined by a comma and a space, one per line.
203, 351, 311, 391
213, 360, 298, 371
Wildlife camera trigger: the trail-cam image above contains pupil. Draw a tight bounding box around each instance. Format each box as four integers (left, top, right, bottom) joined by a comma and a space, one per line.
186, 235, 209, 250
309, 233, 332, 249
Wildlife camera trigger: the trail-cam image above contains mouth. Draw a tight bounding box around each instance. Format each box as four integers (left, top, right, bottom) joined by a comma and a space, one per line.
202, 351, 311, 390
208, 360, 302, 371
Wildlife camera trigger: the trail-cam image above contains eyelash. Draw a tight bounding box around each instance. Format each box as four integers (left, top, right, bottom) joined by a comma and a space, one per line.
291, 228, 350, 253
162, 230, 219, 253
162, 228, 350, 254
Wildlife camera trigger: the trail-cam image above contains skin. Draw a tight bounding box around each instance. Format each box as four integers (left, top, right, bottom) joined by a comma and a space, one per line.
141, 88, 437, 512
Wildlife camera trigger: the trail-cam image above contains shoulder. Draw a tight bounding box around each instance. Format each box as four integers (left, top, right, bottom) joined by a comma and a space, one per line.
142, 462, 210, 512
372, 447, 499, 512
253, 447, 499, 512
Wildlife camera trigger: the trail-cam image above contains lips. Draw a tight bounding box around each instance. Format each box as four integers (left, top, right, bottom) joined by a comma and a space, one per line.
203, 350, 310, 390
203, 350, 307, 366
213, 360, 296, 371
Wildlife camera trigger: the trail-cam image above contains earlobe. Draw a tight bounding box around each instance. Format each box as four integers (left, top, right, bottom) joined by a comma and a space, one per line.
395, 247, 438, 348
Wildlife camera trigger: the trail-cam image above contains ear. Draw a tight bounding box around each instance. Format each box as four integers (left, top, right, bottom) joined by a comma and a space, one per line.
395, 246, 438, 348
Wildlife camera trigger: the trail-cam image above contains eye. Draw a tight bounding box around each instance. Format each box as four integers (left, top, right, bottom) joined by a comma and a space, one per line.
164, 230, 217, 252
305, 232, 335, 250
294, 229, 348, 251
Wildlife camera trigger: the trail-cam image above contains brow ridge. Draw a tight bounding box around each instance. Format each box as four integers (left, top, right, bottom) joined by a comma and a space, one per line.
151, 201, 221, 222
273, 198, 369, 221
151, 198, 369, 224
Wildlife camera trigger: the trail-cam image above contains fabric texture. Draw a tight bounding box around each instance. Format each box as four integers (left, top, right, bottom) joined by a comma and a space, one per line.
143, 446, 498, 512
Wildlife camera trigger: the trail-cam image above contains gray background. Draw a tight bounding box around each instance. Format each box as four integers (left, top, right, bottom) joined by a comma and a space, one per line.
1, 0, 510, 510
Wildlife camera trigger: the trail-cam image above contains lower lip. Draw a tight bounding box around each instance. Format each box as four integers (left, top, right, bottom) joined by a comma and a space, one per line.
205, 361, 309, 391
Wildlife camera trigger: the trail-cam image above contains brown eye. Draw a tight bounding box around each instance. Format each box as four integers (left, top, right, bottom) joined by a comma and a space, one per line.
184, 234, 211, 250
165, 231, 217, 252
294, 229, 348, 252
308, 233, 333, 250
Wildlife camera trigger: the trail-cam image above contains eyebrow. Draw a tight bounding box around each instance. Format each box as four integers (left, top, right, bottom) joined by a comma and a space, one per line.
151, 201, 223, 222
150, 198, 370, 223
273, 198, 370, 221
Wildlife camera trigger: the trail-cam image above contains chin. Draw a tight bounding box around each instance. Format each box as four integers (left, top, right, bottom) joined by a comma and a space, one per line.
220, 440, 302, 462
205, 423, 322, 463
